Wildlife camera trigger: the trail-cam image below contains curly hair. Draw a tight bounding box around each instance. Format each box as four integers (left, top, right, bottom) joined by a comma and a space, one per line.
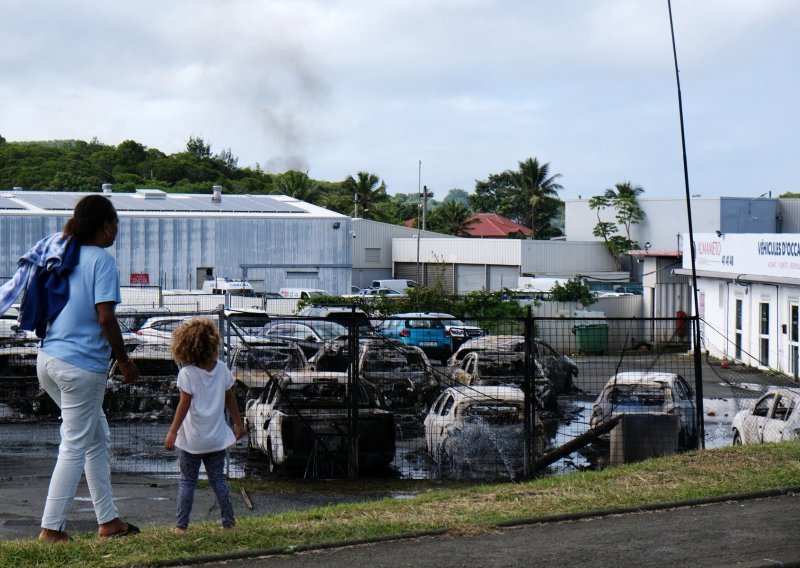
170, 317, 221, 367
62, 194, 118, 244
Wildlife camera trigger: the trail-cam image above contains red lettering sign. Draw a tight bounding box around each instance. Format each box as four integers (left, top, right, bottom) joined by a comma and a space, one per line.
130, 273, 150, 285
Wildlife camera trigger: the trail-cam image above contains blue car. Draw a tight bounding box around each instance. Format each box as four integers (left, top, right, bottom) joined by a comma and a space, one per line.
378, 312, 483, 364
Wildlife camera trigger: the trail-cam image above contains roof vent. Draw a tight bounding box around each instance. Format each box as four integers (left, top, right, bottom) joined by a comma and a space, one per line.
211, 185, 222, 203
101, 183, 113, 194
135, 188, 167, 199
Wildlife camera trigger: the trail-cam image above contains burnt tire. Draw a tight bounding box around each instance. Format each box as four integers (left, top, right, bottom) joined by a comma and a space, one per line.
732, 430, 742, 446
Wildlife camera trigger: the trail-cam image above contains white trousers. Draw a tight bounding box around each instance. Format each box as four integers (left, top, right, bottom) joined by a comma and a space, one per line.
37, 351, 118, 531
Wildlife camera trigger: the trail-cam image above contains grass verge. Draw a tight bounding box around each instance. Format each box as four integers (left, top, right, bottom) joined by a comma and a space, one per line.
3, 442, 800, 567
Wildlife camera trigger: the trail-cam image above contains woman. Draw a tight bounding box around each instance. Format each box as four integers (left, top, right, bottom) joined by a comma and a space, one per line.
37, 194, 140, 542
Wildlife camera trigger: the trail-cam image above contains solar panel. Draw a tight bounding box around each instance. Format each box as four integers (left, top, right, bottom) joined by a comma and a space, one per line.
10, 192, 305, 214
0, 196, 27, 210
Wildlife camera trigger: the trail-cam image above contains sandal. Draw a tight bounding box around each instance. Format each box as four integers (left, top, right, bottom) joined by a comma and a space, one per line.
103, 523, 140, 538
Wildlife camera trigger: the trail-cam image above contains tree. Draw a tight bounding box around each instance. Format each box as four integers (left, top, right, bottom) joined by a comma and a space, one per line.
549, 278, 596, 307
471, 157, 564, 239
511, 157, 563, 238
274, 170, 318, 202
344, 171, 388, 220
428, 199, 475, 236
186, 136, 212, 159
589, 181, 645, 269
442, 188, 470, 207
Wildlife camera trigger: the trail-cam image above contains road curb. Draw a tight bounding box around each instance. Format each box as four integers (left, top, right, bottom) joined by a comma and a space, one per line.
140, 486, 800, 567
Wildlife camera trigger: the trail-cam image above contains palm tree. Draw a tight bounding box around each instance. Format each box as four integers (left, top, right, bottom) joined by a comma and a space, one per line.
344, 172, 388, 219
604, 181, 644, 201
430, 200, 476, 236
511, 158, 563, 238
273, 170, 318, 202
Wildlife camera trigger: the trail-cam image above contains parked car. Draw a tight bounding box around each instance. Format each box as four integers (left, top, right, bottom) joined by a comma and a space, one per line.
135, 315, 192, 345
310, 336, 437, 412
228, 340, 308, 392
357, 287, 405, 298
258, 319, 348, 359
446, 335, 578, 395
590, 372, 697, 449
378, 312, 483, 364
296, 306, 375, 335
731, 388, 800, 445
423, 384, 545, 479
116, 306, 172, 332
244, 370, 395, 473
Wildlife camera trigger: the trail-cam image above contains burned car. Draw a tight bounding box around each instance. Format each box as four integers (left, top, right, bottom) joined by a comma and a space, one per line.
106, 343, 180, 417
229, 340, 308, 391
449, 350, 557, 411
423, 384, 545, 479
446, 335, 578, 395
590, 372, 697, 450
310, 337, 437, 411
731, 387, 800, 445
244, 370, 395, 474
0, 343, 56, 417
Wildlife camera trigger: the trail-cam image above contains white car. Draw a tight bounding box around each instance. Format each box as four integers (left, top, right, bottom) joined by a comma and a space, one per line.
590, 372, 698, 449
423, 385, 545, 478
731, 388, 800, 445
135, 315, 192, 345
244, 370, 395, 473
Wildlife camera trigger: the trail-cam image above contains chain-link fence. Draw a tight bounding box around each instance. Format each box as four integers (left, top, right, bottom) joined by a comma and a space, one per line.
2, 308, 744, 482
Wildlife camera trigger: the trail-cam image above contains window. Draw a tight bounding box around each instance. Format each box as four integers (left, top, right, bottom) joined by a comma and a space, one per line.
773, 396, 795, 421
753, 394, 775, 418
760, 302, 770, 366
364, 248, 381, 263
441, 395, 455, 416
735, 299, 743, 360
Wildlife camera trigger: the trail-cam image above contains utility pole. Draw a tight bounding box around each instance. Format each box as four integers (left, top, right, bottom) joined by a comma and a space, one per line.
422, 185, 428, 231
416, 160, 421, 283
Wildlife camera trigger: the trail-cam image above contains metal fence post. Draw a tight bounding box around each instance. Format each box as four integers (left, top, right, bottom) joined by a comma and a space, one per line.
692, 315, 705, 450
348, 305, 360, 480
523, 306, 534, 478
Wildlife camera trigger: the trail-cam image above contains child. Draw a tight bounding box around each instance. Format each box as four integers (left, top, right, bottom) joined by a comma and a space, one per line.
164, 317, 245, 533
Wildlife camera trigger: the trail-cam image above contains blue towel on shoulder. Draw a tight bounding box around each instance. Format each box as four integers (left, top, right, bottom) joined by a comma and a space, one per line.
1, 233, 81, 339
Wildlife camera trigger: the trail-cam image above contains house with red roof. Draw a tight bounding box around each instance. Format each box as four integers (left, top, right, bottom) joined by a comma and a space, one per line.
463, 213, 533, 238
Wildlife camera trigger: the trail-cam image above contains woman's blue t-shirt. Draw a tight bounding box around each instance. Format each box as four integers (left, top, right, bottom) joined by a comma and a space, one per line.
42, 246, 121, 373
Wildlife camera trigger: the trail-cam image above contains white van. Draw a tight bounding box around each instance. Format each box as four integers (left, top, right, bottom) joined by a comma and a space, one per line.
279, 288, 330, 300
201, 278, 256, 296
370, 279, 417, 292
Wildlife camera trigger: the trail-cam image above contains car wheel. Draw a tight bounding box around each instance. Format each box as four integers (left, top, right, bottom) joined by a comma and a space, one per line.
732, 430, 742, 446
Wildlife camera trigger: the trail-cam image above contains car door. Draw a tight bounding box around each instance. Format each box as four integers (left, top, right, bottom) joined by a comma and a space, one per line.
742, 393, 776, 444
424, 391, 455, 453
763, 393, 797, 442
672, 376, 697, 438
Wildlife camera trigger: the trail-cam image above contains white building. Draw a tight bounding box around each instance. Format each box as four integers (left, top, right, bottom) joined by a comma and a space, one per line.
676, 232, 800, 378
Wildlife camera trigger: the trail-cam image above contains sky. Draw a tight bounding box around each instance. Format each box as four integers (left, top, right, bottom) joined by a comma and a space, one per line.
1, 1, 798, 201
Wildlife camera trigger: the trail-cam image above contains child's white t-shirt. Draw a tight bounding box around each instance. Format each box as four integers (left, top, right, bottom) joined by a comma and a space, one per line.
175, 361, 236, 454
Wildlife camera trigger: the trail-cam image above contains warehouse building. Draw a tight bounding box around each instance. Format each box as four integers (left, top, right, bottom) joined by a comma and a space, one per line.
0, 188, 352, 295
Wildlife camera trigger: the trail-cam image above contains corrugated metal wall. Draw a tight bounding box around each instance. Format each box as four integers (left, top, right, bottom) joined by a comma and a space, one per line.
351, 219, 447, 269
520, 240, 616, 274
778, 198, 800, 233
0, 216, 353, 296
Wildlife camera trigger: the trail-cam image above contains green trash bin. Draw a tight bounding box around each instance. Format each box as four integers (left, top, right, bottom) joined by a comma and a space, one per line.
573, 323, 608, 354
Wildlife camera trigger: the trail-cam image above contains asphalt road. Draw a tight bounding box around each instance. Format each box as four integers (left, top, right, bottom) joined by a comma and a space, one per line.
194, 492, 800, 568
